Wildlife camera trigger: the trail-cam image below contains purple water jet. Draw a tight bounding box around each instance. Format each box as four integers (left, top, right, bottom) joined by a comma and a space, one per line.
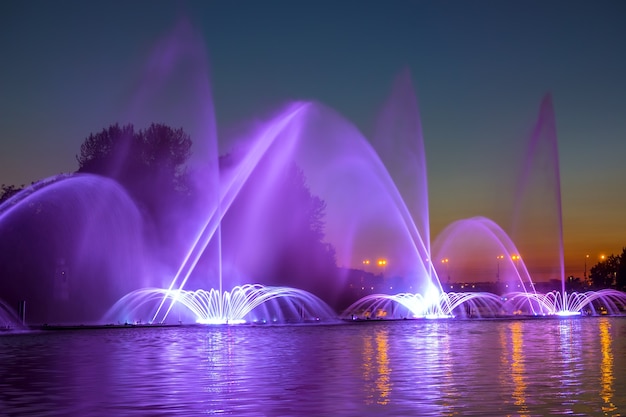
0, 174, 148, 324
512, 94, 565, 289
342, 88, 626, 319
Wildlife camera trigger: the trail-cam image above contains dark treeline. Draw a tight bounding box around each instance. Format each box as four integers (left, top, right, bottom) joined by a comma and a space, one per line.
589, 248, 626, 291
75, 123, 193, 258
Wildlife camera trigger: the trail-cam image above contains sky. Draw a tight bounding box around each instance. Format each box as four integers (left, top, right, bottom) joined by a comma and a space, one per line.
1, 0, 625, 280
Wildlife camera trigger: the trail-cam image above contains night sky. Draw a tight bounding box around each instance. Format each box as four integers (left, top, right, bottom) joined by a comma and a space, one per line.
1, 1, 625, 279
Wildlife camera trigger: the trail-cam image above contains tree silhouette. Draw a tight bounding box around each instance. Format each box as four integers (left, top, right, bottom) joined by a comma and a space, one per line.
589, 253, 621, 289
77, 123, 191, 194
219, 157, 338, 304
616, 248, 626, 291
0, 184, 24, 205
76, 123, 193, 265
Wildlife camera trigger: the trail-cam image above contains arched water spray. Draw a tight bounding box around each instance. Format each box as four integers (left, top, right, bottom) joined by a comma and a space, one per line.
152, 102, 311, 323
0, 174, 147, 324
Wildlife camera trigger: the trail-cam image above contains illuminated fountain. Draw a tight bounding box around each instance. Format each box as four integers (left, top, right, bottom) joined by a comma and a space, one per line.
101, 100, 343, 325
0, 174, 149, 324
341, 89, 626, 319
0, 21, 340, 326
1, 19, 625, 327
104, 285, 336, 325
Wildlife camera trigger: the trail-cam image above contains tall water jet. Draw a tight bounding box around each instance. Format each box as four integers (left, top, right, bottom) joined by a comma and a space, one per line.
107, 19, 344, 324
371, 69, 434, 290
120, 17, 221, 290
512, 94, 564, 288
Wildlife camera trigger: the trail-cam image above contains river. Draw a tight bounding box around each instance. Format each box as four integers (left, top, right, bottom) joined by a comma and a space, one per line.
1, 317, 624, 416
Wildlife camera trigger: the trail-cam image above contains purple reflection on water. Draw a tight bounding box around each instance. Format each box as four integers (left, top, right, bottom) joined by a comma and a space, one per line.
1, 318, 625, 416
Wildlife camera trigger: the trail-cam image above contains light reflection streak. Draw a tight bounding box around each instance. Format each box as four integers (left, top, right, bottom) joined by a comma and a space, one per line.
362, 328, 392, 406
599, 318, 617, 415
499, 326, 508, 392
438, 324, 456, 416
362, 334, 374, 405
375, 329, 391, 405
556, 318, 584, 412
510, 321, 529, 416
203, 329, 235, 400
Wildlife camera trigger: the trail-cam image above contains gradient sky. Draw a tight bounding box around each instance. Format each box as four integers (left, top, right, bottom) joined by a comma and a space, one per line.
1, 0, 625, 279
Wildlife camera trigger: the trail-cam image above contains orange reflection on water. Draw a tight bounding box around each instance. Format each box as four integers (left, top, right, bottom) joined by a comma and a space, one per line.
375, 329, 391, 405
362, 334, 374, 405
599, 318, 617, 415
361, 328, 391, 406
499, 327, 508, 389
510, 321, 529, 417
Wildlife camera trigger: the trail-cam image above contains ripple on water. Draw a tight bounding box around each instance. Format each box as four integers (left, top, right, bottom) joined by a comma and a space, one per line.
0, 318, 625, 416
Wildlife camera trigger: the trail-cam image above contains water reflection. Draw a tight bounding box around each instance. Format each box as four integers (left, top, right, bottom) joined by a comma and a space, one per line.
509, 321, 529, 416
202, 327, 236, 399
362, 327, 391, 405
362, 331, 374, 404
1, 319, 626, 416
599, 318, 617, 415
556, 319, 584, 412
375, 329, 391, 405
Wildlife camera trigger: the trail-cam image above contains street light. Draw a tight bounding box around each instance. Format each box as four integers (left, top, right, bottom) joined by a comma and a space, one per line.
584, 254, 589, 281
496, 255, 504, 282
377, 258, 387, 277
511, 254, 521, 269
441, 258, 450, 282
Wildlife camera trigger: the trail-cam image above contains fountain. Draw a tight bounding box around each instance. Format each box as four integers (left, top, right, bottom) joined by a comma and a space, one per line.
0, 174, 148, 324
0, 19, 345, 326
341, 88, 626, 319
1, 18, 625, 328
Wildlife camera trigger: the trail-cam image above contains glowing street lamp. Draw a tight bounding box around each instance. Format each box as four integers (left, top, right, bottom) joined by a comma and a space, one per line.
496, 255, 504, 282
584, 254, 589, 281
511, 254, 521, 269
377, 259, 388, 277
441, 258, 450, 282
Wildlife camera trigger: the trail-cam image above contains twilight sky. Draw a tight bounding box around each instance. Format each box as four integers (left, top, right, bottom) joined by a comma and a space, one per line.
1, 0, 625, 279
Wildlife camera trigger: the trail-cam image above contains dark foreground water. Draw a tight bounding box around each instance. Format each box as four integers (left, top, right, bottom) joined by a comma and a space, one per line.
1, 317, 625, 416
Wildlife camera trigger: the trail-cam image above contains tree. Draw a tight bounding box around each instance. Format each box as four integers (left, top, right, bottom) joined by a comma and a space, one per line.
76, 123, 193, 260
76, 123, 191, 194
76, 124, 136, 176
0, 184, 24, 205
589, 254, 621, 289
616, 248, 626, 291
219, 158, 339, 305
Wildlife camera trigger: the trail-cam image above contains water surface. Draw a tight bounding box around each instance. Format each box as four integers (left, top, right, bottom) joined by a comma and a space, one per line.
1, 317, 624, 416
